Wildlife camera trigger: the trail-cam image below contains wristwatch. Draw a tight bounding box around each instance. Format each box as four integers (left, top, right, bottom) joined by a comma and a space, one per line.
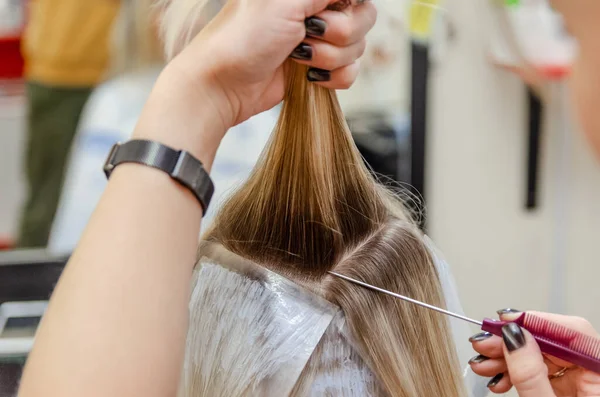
103, 139, 214, 214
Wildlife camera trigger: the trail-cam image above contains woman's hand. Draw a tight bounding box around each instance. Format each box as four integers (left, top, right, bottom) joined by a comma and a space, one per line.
468, 310, 600, 396
135, 0, 376, 170
550, 0, 600, 49
549, 0, 600, 160
168, 0, 376, 130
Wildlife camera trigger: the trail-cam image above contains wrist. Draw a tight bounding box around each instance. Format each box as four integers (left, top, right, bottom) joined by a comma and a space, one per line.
132, 62, 234, 171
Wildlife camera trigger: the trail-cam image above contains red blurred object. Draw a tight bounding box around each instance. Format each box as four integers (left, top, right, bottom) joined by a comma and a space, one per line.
539, 65, 571, 81
0, 36, 24, 79
0, 236, 15, 250
0, 0, 28, 79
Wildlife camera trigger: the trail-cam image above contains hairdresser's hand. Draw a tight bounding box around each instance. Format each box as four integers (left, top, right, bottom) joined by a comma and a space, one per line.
468, 310, 600, 396
167, 0, 375, 128
550, 0, 600, 48
549, 0, 600, 159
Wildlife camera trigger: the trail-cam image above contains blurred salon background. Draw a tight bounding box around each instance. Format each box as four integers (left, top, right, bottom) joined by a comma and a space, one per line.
1, 0, 599, 395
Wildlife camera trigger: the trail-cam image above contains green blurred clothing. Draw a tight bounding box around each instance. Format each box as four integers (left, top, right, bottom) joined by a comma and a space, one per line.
17, 83, 92, 248
17, 0, 119, 247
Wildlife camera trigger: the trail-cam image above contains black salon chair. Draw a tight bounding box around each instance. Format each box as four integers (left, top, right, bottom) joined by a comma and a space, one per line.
0, 249, 67, 396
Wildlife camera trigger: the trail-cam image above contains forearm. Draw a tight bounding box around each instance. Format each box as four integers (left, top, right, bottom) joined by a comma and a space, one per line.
554, 2, 600, 158
570, 38, 600, 158
18, 68, 227, 397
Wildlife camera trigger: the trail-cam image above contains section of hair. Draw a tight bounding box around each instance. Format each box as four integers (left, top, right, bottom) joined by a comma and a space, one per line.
180, 262, 334, 397
210, 61, 386, 272
290, 312, 385, 396
110, 0, 164, 76
159, 0, 465, 396
156, 0, 222, 58
180, 263, 276, 396
323, 219, 464, 396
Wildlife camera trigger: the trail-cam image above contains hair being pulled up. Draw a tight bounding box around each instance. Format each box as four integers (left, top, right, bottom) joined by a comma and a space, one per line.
159, 1, 466, 395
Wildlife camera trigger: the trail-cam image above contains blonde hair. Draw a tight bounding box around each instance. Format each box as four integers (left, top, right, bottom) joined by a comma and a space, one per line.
160, 1, 465, 395
110, 0, 164, 76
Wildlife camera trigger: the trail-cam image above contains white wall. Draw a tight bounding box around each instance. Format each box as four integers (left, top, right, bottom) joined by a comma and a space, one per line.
426, 0, 600, 331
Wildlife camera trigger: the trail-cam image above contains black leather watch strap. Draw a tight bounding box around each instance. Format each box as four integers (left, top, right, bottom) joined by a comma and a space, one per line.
103, 139, 214, 213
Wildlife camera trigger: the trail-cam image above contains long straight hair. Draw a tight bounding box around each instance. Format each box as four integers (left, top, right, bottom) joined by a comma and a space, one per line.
159, 1, 465, 395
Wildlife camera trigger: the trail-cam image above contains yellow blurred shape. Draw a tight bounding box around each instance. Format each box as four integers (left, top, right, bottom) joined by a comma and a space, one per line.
408, 0, 441, 42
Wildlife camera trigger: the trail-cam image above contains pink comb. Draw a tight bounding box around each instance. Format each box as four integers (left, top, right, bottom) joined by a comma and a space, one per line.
328, 271, 600, 374
482, 313, 600, 373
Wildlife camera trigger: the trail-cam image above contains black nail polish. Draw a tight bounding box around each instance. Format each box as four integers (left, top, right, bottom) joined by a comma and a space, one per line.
307, 68, 331, 82
290, 43, 313, 61
468, 355, 489, 364
469, 332, 493, 343
496, 308, 521, 315
487, 373, 504, 388
305, 17, 326, 37
502, 323, 526, 352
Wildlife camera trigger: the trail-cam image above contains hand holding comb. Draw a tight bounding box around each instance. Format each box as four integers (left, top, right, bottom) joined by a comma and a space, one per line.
329, 271, 600, 374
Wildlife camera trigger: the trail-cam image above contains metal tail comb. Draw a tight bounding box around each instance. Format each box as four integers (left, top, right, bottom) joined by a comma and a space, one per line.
328, 271, 600, 374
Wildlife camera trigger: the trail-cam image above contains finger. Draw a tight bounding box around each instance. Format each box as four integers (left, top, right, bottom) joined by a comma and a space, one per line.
290, 38, 366, 71
468, 356, 508, 377
502, 323, 556, 397
307, 2, 377, 46
487, 372, 513, 394
307, 61, 360, 89
543, 356, 566, 375
469, 332, 505, 359
499, 309, 598, 368
499, 310, 599, 337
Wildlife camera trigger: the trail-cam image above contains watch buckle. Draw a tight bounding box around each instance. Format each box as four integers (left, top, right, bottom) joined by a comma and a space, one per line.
103, 142, 121, 178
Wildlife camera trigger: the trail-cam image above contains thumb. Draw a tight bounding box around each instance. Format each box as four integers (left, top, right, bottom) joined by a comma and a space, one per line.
502, 323, 556, 397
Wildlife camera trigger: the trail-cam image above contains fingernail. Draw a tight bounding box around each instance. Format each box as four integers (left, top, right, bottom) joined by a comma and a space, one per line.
496, 308, 521, 315
487, 373, 504, 388
305, 17, 326, 37
307, 68, 331, 82
468, 354, 489, 364
469, 332, 493, 343
502, 323, 526, 352
290, 43, 313, 61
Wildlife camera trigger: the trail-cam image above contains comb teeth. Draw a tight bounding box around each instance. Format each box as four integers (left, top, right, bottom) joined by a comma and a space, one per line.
520, 313, 600, 360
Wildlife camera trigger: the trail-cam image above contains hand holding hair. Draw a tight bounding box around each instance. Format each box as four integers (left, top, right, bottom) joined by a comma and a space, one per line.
134, 0, 376, 170
162, 0, 376, 130
469, 310, 600, 396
